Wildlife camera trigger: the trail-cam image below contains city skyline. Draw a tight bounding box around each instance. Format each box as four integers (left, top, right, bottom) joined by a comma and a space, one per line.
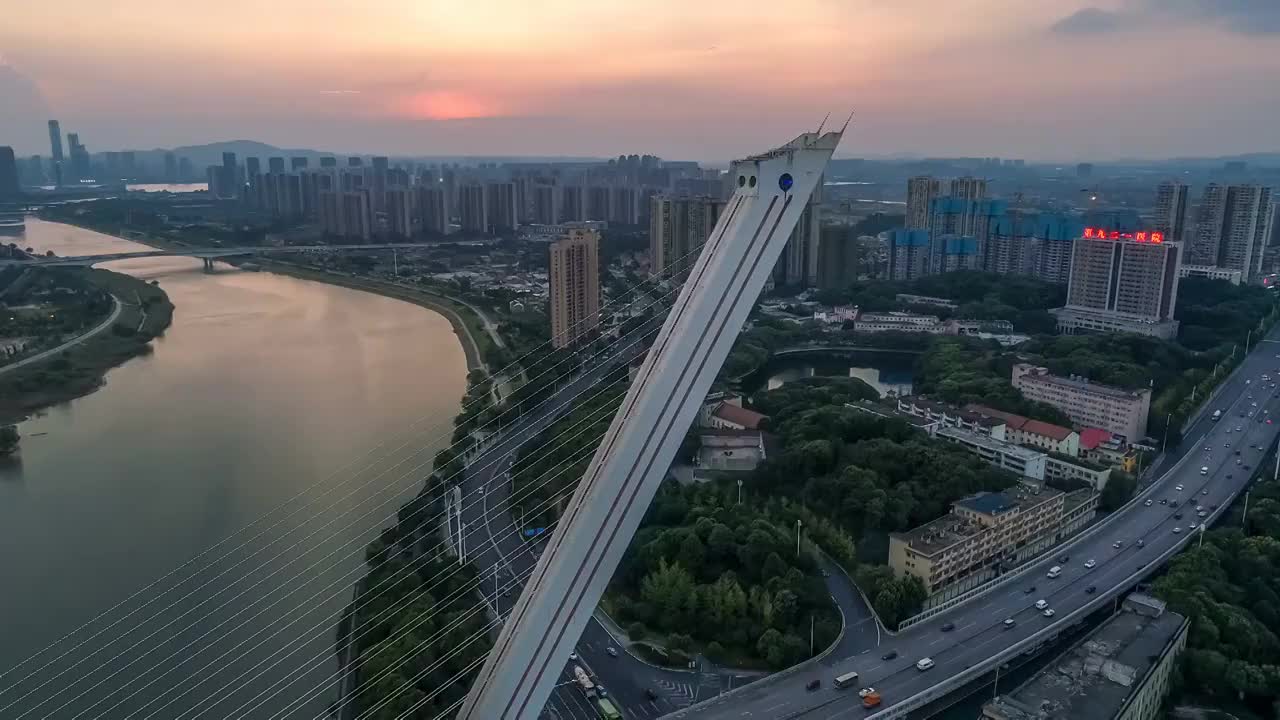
3, 1, 1280, 161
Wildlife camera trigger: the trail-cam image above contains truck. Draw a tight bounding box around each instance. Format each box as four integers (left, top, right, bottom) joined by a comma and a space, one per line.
1213, 410, 1222, 421
834, 670, 861, 689
862, 691, 882, 708
573, 665, 597, 698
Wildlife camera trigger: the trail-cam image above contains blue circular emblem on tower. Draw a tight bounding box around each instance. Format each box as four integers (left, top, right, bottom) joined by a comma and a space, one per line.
778, 173, 794, 192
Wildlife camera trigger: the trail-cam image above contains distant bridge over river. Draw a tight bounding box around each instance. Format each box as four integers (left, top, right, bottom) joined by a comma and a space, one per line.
1, 244, 423, 270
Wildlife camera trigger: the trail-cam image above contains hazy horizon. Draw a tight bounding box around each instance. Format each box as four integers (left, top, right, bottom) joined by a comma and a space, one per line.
3, 1, 1279, 162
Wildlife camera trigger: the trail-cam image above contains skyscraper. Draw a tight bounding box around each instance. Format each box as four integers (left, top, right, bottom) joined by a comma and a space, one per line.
549, 228, 601, 349
219, 152, 238, 199
291, 157, 308, 171
47, 120, 63, 163
47, 120, 64, 186
371, 156, 389, 212
164, 152, 177, 183
348, 156, 363, 167
1153, 181, 1188, 244
905, 176, 940, 230
1053, 227, 1182, 339
320, 157, 338, 168
0, 146, 20, 199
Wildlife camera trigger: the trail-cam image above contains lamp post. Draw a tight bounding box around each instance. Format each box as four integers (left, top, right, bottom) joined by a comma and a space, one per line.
796, 519, 803, 558
737, 479, 743, 505
1162, 412, 1173, 452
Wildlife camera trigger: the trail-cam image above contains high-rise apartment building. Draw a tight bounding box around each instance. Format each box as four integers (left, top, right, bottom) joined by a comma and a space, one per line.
320, 157, 338, 168
1053, 226, 1181, 339
906, 176, 941, 230
291, 157, 308, 171
561, 185, 586, 222
775, 199, 822, 287
0, 147, 19, 199
164, 152, 177, 183
888, 229, 931, 281
485, 181, 518, 232
413, 185, 448, 235
817, 225, 861, 290
385, 187, 413, 239
648, 195, 725, 279
532, 181, 561, 225
1191, 184, 1276, 282
1153, 181, 1188, 244
548, 228, 601, 349
458, 183, 488, 234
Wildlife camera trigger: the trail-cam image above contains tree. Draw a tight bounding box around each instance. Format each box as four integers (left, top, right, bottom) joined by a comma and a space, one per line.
0, 425, 18, 455
1100, 472, 1137, 511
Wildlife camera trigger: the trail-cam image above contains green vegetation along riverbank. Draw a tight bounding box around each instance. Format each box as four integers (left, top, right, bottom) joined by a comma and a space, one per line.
0, 267, 173, 426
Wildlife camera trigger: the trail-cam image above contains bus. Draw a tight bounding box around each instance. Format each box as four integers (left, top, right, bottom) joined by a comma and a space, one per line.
595, 697, 622, 719
834, 670, 861, 689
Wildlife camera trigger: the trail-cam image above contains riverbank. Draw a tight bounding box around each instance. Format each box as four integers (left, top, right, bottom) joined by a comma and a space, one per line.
0, 267, 173, 425
248, 258, 489, 373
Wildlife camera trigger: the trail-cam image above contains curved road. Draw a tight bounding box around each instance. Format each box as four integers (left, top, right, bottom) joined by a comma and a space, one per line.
677, 326, 1280, 719
0, 294, 121, 378
458, 330, 881, 718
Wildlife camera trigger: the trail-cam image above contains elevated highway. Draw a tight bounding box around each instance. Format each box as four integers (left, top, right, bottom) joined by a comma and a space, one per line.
676, 327, 1280, 719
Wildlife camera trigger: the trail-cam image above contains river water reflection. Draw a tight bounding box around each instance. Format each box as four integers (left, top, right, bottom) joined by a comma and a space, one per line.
0, 218, 467, 718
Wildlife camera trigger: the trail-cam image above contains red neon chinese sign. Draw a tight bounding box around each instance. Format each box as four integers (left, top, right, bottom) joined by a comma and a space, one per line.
1082, 227, 1164, 243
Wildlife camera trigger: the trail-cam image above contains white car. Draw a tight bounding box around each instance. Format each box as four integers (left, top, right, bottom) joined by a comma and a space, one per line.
1175, 485, 1184, 492
916, 658, 935, 671
1144, 499, 1153, 506
1198, 510, 1208, 518
858, 687, 877, 698
1173, 527, 1183, 534
1035, 599, 1048, 610
1084, 559, 1097, 569
569, 652, 578, 661
1043, 608, 1056, 617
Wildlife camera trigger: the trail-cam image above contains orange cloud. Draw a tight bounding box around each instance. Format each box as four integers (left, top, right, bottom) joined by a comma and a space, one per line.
391, 90, 502, 120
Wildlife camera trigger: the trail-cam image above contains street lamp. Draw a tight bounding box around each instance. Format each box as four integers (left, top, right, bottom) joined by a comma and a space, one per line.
795, 519, 803, 558
737, 479, 743, 505
1162, 412, 1173, 452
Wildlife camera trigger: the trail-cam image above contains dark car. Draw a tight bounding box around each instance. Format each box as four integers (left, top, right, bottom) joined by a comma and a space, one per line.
1086, 585, 1097, 594
806, 679, 821, 691
1024, 585, 1037, 594
1057, 555, 1069, 563
1227, 474, 1234, 480
941, 622, 956, 632
646, 688, 660, 701
882, 650, 899, 661
1160, 498, 1168, 505
1174, 512, 1184, 520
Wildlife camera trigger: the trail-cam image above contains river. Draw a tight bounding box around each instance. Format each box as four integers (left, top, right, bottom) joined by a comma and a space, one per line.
749, 353, 917, 397
0, 218, 468, 718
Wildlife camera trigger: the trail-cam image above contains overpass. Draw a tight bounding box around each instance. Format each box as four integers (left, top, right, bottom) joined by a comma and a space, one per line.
0, 244, 424, 269
672, 323, 1280, 719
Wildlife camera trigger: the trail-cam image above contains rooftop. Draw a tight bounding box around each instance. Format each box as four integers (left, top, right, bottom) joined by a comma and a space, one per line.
1014, 364, 1150, 401
965, 405, 1073, 441
712, 402, 768, 430
956, 491, 1019, 516
984, 602, 1187, 720
936, 426, 1047, 463
1078, 427, 1114, 451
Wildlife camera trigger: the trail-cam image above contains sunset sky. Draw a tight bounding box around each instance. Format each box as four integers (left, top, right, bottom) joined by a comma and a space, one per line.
2, 0, 1278, 161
